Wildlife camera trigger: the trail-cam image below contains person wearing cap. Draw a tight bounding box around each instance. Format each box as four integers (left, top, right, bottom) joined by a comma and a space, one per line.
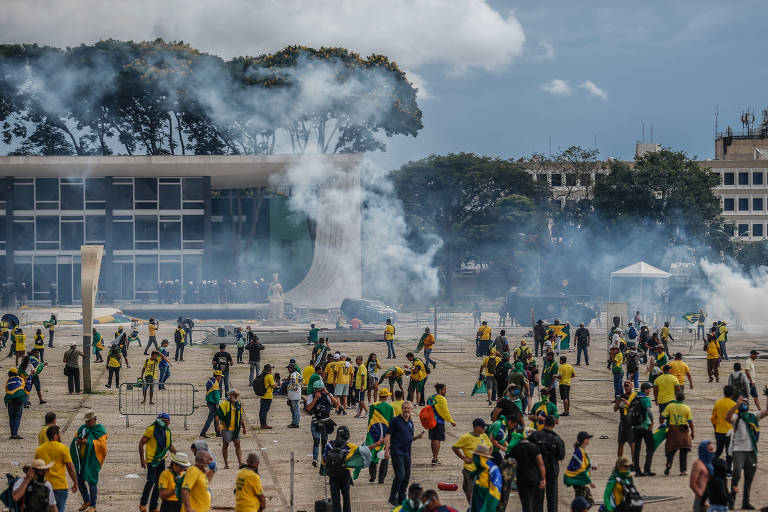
285, 359, 304, 427
140, 351, 161, 405
468, 444, 502, 512
508, 427, 546, 512
529, 387, 559, 431
514, 339, 532, 364
5, 367, 26, 438
367, 387, 393, 483
35, 425, 78, 512
235, 452, 265, 512
384, 318, 396, 359
158, 339, 173, 390
529, 415, 565, 512
180, 449, 213, 512
533, 319, 547, 358
571, 495, 590, 512
200, 370, 223, 438
541, 351, 559, 407
745, 349, 761, 410
217, 389, 246, 469
63, 342, 84, 394
387, 401, 425, 508
158, 452, 191, 512
476, 320, 492, 357
451, 418, 492, 504
574, 322, 590, 366
257, 364, 277, 429
307, 379, 339, 467
71, 410, 107, 512
11, 458, 57, 511
601, 457, 636, 512
139, 413, 177, 512
324, 354, 340, 397
564, 431, 596, 507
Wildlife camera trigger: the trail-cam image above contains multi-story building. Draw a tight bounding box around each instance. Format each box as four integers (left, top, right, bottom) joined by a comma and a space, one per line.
0, 154, 361, 307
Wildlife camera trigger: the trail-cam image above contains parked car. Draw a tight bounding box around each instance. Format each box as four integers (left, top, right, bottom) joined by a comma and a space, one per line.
340, 298, 398, 324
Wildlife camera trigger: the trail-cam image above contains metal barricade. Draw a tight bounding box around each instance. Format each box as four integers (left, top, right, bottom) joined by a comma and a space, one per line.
118, 382, 198, 429
667, 327, 697, 353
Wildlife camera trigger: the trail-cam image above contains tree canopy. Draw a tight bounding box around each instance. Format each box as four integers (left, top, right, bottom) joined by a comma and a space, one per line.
0, 40, 423, 156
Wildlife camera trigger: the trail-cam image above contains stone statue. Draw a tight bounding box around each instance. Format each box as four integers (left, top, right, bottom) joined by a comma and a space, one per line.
268, 273, 284, 320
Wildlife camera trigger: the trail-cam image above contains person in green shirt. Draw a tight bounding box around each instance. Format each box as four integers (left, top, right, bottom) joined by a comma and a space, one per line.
602, 457, 635, 512
307, 323, 323, 346
541, 352, 559, 407
631, 382, 655, 477
200, 370, 222, 438
529, 388, 559, 430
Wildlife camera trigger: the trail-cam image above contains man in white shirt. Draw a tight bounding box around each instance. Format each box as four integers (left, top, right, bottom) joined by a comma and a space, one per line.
12, 459, 58, 512
726, 396, 768, 510
745, 350, 761, 410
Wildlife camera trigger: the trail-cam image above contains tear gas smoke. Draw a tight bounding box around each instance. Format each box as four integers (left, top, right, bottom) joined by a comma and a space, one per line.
698, 259, 768, 333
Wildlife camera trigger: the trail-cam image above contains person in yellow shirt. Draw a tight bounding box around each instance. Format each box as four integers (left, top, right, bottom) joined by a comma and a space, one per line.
654, 365, 682, 416
324, 354, 339, 389
140, 351, 161, 405
558, 355, 575, 416
235, 452, 265, 512
334, 355, 352, 413
257, 364, 277, 429
711, 385, 736, 470
34, 425, 78, 512
354, 356, 368, 418
216, 389, 246, 469
12, 327, 26, 367
391, 390, 405, 417
302, 360, 315, 395
384, 318, 396, 359
717, 321, 729, 361
381, 366, 405, 394
145, 318, 159, 355
180, 450, 213, 512
660, 392, 694, 476
452, 418, 492, 504
140, 413, 177, 512
406, 352, 428, 406
668, 352, 693, 389
479, 349, 502, 405
476, 321, 492, 357
660, 322, 674, 354
158, 451, 191, 512
38, 412, 56, 446
426, 383, 456, 465
705, 335, 722, 382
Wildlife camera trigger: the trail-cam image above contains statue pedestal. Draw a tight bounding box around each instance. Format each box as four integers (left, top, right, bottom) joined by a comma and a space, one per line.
265, 299, 285, 325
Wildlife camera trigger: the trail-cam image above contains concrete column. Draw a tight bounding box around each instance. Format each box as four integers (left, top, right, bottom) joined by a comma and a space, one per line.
202, 176, 212, 279
3, 177, 14, 283
103, 177, 114, 301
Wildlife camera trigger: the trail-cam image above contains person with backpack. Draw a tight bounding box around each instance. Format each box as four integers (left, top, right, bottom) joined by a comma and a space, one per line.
425, 383, 455, 466
245, 330, 264, 387
139, 413, 177, 512
631, 382, 656, 477
625, 347, 641, 389
494, 352, 513, 399
200, 371, 223, 438
476, 321, 492, 357
506, 362, 530, 414
601, 457, 643, 512
493, 330, 509, 355
386, 402, 425, 508
114, 326, 130, 369
529, 415, 565, 512
63, 343, 84, 394
172, 325, 186, 363
626, 322, 638, 347
234, 328, 245, 364
11, 459, 57, 512
728, 362, 750, 400
324, 426, 382, 511
564, 431, 597, 508
255, 365, 277, 429
212, 344, 233, 397
478, 348, 501, 405
157, 451, 191, 512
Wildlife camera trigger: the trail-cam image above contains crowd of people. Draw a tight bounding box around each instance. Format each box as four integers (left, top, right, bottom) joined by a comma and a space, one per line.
1, 311, 764, 512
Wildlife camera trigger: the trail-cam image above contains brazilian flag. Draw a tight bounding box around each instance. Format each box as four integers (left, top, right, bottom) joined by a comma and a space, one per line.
563, 447, 591, 486
471, 378, 487, 396
320, 443, 372, 480
471, 455, 502, 512
4, 376, 26, 405
70, 423, 108, 485
547, 324, 571, 350
366, 401, 394, 463
651, 424, 668, 453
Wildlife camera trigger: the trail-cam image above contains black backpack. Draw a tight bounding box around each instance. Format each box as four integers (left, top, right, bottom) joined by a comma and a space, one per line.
174, 330, 182, 343
494, 362, 510, 385
626, 354, 638, 374
252, 374, 267, 396
617, 480, 644, 511
486, 356, 498, 375
324, 445, 349, 479
22, 479, 50, 512
0, 474, 18, 512
627, 397, 645, 427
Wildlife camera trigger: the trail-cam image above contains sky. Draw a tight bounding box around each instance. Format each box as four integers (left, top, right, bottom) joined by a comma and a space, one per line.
3, 0, 768, 170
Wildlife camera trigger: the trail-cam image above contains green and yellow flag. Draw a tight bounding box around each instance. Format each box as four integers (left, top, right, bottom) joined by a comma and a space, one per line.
471, 378, 487, 396
547, 324, 571, 350
471, 455, 502, 512
70, 423, 108, 485
366, 401, 394, 463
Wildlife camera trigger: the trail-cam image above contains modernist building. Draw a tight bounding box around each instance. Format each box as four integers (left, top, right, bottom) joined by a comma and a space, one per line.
0, 155, 362, 308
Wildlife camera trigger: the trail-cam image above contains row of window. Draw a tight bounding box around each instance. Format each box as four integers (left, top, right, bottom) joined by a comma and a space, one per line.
736, 223, 767, 238
6, 177, 207, 211
718, 171, 766, 186
534, 173, 593, 187
723, 197, 767, 212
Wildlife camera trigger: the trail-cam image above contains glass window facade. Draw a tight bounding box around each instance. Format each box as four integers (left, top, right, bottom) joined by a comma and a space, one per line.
754, 223, 764, 237
724, 198, 735, 211
739, 198, 749, 211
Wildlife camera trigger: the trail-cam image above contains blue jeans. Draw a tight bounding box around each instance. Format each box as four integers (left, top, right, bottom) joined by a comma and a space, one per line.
78, 473, 98, 506
289, 399, 300, 426
720, 340, 729, 360
201, 402, 218, 435
389, 453, 411, 504
223, 368, 230, 395
259, 398, 272, 426
53, 489, 68, 512
311, 421, 329, 461
612, 372, 624, 398
159, 365, 170, 389
576, 344, 589, 365
249, 362, 260, 386
7, 399, 22, 436
697, 325, 705, 340
385, 340, 395, 358
424, 348, 435, 368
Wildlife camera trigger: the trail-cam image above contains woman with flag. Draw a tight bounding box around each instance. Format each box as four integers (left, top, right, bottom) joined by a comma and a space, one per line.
564, 431, 597, 507
367, 388, 393, 483
469, 445, 502, 512
71, 410, 107, 512
4, 367, 26, 439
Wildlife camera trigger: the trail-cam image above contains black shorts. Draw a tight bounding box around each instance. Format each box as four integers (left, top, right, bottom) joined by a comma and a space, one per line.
618, 424, 634, 444
559, 384, 570, 401
428, 422, 446, 441
750, 383, 758, 398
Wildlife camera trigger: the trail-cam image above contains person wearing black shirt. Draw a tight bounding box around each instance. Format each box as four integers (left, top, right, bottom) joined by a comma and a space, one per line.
509, 436, 546, 512
183, 318, 194, 344
533, 320, 547, 357
212, 344, 233, 396
528, 415, 565, 512
491, 392, 523, 424
574, 323, 590, 366
307, 380, 338, 467
245, 330, 264, 386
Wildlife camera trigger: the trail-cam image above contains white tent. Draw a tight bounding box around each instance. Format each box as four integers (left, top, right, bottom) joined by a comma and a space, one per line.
609, 261, 670, 301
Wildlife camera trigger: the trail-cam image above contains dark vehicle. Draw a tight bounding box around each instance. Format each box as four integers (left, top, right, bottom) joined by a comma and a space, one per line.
340, 298, 398, 324
503, 290, 597, 327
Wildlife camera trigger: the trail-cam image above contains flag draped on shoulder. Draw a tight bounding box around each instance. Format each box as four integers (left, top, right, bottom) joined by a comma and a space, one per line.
366, 401, 393, 463
471, 455, 502, 512
70, 423, 108, 485
563, 447, 591, 486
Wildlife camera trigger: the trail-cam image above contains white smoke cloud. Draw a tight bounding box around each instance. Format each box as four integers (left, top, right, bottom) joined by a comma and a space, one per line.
2, 0, 525, 75
541, 79, 572, 96
579, 80, 607, 99
535, 40, 556, 60
698, 259, 768, 333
